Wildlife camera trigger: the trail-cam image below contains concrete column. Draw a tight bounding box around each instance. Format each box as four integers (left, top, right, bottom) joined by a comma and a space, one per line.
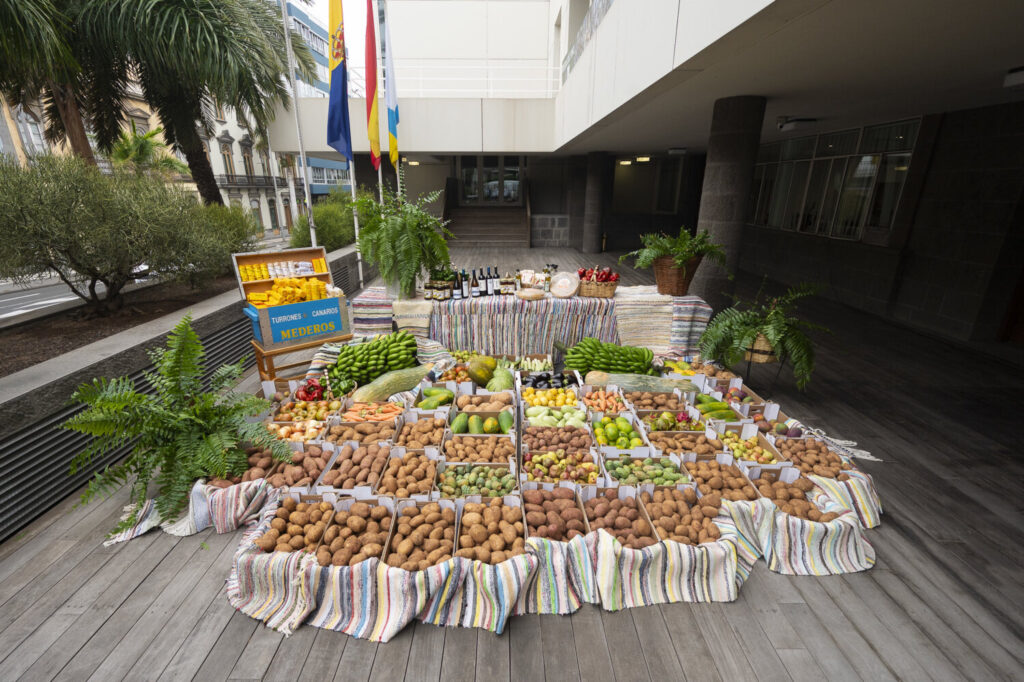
581, 151, 606, 253
689, 96, 766, 311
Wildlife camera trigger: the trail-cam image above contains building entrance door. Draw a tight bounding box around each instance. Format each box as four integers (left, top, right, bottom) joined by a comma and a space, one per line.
458, 156, 523, 206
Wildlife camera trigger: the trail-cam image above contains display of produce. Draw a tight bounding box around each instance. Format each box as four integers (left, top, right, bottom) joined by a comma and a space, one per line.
641, 488, 723, 545
721, 430, 779, 464
723, 386, 756, 404
294, 377, 327, 401
273, 398, 340, 422
436, 464, 516, 498
576, 265, 620, 283
208, 446, 280, 487
775, 438, 852, 479
519, 371, 579, 390
690, 359, 739, 380
320, 502, 393, 566
624, 391, 684, 411
451, 409, 513, 435
641, 410, 703, 432
395, 418, 447, 450
415, 386, 454, 410
522, 450, 600, 484
603, 457, 687, 486
584, 371, 698, 394
245, 277, 333, 308
582, 390, 626, 413
256, 498, 331, 553
451, 350, 482, 363
522, 425, 591, 453
694, 394, 742, 421
593, 415, 645, 448
523, 406, 586, 431
562, 337, 655, 375
376, 451, 438, 496
748, 472, 837, 522
443, 436, 515, 463
454, 499, 526, 564
583, 491, 656, 549
522, 488, 586, 541
466, 355, 498, 387
320, 444, 389, 489
521, 387, 578, 408
647, 432, 724, 455
266, 420, 325, 443
261, 445, 328, 488
485, 368, 515, 392
328, 422, 393, 447
438, 364, 473, 383
661, 359, 696, 376
386, 503, 456, 569
327, 332, 420, 396
454, 392, 514, 413
753, 412, 790, 434
683, 460, 758, 501
502, 355, 553, 372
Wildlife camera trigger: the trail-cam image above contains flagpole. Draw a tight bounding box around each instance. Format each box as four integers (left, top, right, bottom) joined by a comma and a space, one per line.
278, 0, 318, 247
348, 159, 364, 289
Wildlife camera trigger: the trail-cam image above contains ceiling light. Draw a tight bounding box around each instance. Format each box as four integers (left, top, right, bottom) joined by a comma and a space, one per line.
618, 160, 632, 166
1004, 66, 1024, 88
636, 156, 650, 162
407, 160, 420, 166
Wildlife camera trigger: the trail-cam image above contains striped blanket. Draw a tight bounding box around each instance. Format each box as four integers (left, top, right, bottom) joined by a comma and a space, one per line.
351, 287, 394, 336
392, 299, 434, 338
613, 286, 675, 352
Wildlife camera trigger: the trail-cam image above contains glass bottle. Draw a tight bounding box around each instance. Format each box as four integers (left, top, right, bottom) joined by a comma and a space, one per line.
461, 270, 470, 298
453, 272, 463, 300
471, 269, 480, 297
485, 267, 494, 296
514, 270, 522, 291
423, 280, 433, 301
543, 266, 551, 293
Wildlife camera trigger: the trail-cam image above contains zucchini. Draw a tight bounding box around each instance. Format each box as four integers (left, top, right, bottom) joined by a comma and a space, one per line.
584, 371, 698, 394
351, 364, 434, 402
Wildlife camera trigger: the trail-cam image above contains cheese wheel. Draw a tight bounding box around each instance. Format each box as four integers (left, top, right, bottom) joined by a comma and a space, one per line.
550, 273, 579, 298
515, 288, 545, 301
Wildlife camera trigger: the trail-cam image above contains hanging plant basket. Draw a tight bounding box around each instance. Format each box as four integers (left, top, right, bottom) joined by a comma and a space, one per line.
744, 333, 779, 364
652, 255, 702, 296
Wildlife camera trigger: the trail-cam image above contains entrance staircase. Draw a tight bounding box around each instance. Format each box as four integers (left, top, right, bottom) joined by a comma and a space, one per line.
446, 206, 530, 247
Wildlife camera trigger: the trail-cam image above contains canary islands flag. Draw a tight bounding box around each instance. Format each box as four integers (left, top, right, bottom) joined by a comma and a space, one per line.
365, 0, 381, 170
326, 0, 352, 160
380, 0, 399, 166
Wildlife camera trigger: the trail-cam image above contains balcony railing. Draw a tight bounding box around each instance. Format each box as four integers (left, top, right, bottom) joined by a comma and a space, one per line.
216, 174, 304, 189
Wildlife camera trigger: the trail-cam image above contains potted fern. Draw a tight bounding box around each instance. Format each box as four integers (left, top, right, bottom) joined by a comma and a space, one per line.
355, 185, 452, 300
619, 227, 726, 296
63, 315, 291, 533
698, 284, 824, 389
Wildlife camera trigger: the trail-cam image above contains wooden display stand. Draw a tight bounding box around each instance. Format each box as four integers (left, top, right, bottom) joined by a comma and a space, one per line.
251, 334, 353, 382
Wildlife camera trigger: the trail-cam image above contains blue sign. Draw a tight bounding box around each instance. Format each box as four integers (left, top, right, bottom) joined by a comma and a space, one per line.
267, 297, 345, 343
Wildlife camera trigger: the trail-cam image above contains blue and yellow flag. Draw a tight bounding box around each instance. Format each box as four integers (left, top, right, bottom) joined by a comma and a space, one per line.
327, 0, 353, 160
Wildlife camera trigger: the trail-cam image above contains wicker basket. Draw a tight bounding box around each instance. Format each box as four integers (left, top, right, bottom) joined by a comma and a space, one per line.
653, 256, 701, 296
744, 334, 778, 364
578, 280, 618, 298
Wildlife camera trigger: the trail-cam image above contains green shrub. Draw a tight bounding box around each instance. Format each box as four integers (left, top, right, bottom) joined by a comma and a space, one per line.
290, 201, 356, 252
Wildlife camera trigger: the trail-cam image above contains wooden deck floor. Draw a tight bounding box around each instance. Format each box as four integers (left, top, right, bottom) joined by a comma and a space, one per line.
1, 253, 1023, 681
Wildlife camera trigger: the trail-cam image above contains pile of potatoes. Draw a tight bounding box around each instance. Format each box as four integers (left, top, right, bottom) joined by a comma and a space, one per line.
261, 445, 330, 488
385, 502, 456, 570
396, 418, 446, 450
748, 472, 838, 522
318, 501, 392, 566
522, 488, 586, 541
209, 446, 277, 487
320, 444, 389, 489
624, 391, 683, 411
775, 438, 852, 480
256, 498, 332, 553
690, 360, 738, 380
454, 499, 526, 565
326, 421, 396, 446
443, 435, 515, 463
641, 488, 723, 545
376, 451, 438, 496
648, 432, 723, 455
683, 460, 759, 502
455, 392, 514, 413
583, 490, 656, 549
522, 426, 592, 453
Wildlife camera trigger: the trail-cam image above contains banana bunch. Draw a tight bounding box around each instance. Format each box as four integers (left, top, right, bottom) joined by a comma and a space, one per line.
663, 359, 696, 376
563, 337, 656, 375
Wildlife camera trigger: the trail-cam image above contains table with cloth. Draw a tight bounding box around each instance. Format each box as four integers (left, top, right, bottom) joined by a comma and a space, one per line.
350, 285, 712, 355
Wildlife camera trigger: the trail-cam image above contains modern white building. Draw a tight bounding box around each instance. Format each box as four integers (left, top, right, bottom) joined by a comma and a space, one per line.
269, 0, 1024, 346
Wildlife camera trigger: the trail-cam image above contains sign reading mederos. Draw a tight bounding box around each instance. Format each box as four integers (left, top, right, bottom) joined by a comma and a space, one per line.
268, 298, 343, 342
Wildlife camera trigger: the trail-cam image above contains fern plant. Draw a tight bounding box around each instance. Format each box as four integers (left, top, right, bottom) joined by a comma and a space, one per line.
620, 227, 727, 272
63, 314, 291, 533
355, 175, 452, 298
698, 283, 825, 389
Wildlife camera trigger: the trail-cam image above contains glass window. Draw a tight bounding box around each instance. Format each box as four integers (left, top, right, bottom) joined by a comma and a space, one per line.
503, 159, 520, 203
866, 153, 911, 228
817, 159, 848, 234
781, 136, 815, 161
242, 150, 255, 177
250, 198, 263, 227
832, 155, 879, 239
815, 129, 858, 157
311, 166, 326, 183
860, 120, 918, 153
781, 160, 810, 230
482, 155, 500, 203
748, 164, 764, 222
460, 157, 478, 202
220, 143, 235, 176
767, 162, 795, 228
753, 164, 777, 226
268, 199, 279, 230
26, 120, 46, 154
757, 142, 780, 164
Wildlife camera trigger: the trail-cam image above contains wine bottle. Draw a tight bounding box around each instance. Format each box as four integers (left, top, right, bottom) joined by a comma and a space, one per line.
453, 272, 463, 300
461, 269, 470, 298
485, 267, 494, 296
491, 265, 499, 295
471, 269, 480, 297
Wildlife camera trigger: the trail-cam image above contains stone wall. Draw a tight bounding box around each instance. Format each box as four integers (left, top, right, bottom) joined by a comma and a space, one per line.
531, 214, 571, 247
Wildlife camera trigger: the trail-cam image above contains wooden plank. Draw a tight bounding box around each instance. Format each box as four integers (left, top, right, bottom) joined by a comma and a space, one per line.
508, 613, 544, 682
438, 626, 477, 681
631, 603, 687, 681
689, 604, 757, 681
778, 603, 864, 682
475, 628, 510, 682
190, 609, 260, 681
404, 621, 445, 682
369, 624, 415, 682
657, 604, 723, 682
263, 622, 318, 682
298, 628, 347, 680
775, 649, 826, 682
334, 635, 379, 682
540, 613, 580, 682
568, 605, 615, 682
227, 619, 285, 680
599, 609, 650, 681
739, 569, 805, 649
720, 593, 793, 681
157, 584, 244, 680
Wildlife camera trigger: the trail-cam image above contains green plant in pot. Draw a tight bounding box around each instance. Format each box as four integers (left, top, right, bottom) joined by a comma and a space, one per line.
698, 283, 825, 389
355, 185, 452, 299
619, 227, 726, 296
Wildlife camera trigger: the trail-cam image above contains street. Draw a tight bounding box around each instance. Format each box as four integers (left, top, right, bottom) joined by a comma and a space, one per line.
0, 280, 84, 322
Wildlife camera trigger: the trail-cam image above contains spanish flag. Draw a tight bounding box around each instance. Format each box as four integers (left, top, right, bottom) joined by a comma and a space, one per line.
326, 0, 352, 160
380, 0, 399, 167
365, 0, 381, 170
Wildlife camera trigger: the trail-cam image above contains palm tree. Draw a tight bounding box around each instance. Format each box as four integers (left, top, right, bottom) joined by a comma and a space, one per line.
0, 0, 70, 84
110, 121, 190, 177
